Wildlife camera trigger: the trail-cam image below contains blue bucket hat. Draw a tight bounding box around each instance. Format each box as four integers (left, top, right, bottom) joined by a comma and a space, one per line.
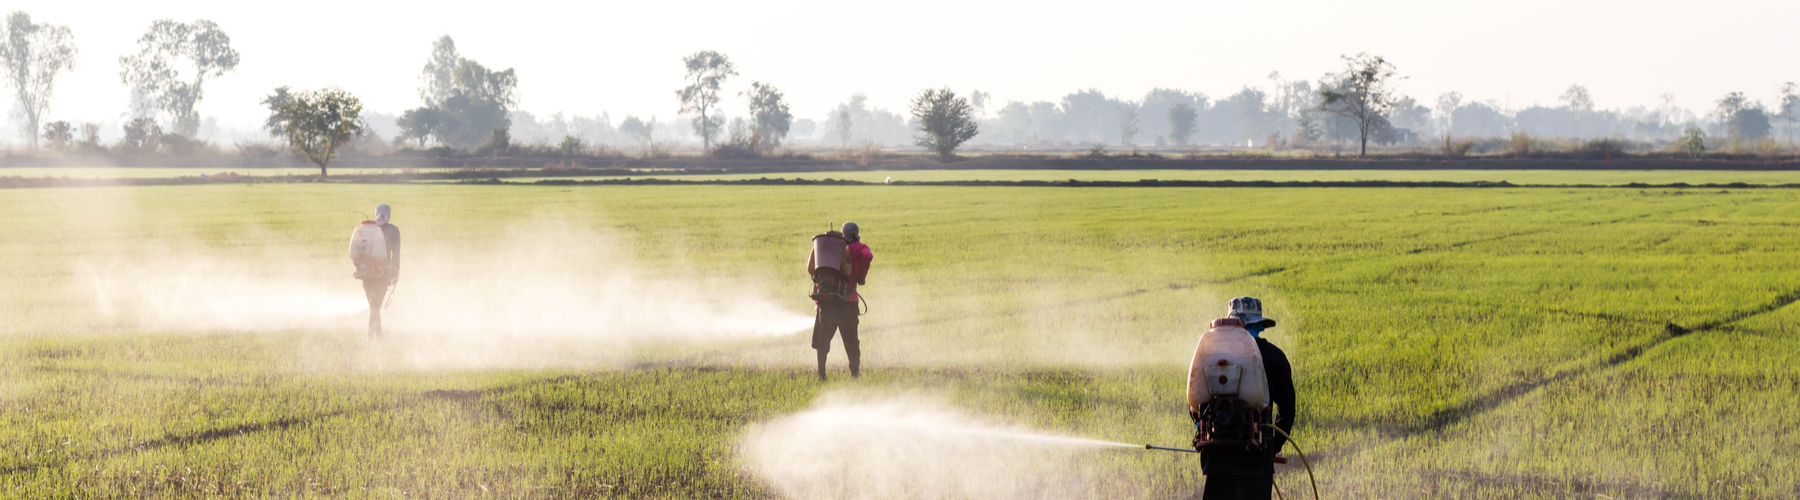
1227, 296, 1276, 328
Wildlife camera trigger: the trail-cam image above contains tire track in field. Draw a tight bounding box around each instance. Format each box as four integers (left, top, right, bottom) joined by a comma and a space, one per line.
0, 381, 581, 477
0, 405, 385, 476
1412, 468, 1709, 500
1402, 205, 1702, 255
1388, 286, 1800, 438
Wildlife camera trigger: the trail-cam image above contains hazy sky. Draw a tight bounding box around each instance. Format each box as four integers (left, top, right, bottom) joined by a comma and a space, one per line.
18, 0, 1800, 138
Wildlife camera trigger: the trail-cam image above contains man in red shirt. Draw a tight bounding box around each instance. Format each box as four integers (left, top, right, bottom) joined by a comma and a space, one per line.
808, 222, 872, 380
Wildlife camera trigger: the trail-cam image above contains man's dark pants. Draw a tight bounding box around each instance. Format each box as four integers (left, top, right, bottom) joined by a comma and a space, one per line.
811, 300, 860, 379
362, 278, 389, 337
1202, 474, 1272, 500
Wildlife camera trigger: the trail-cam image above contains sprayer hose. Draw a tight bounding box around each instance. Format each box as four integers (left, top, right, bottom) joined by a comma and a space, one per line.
1264, 424, 1319, 500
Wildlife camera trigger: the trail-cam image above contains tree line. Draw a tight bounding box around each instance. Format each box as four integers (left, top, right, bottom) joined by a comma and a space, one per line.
6, 10, 1799, 163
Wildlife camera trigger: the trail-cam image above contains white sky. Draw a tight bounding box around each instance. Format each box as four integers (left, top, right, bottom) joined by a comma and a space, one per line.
18, 0, 1800, 136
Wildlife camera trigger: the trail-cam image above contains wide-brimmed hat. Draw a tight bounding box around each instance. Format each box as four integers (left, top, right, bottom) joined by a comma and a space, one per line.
1227, 296, 1276, 328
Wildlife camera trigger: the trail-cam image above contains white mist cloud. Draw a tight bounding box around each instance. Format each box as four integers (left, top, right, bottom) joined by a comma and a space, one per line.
741, 394, 1135, 500
77, 220, 812, 369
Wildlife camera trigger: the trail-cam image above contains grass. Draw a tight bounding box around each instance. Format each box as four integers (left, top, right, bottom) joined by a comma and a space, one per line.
13, 167, 1800, 186
440, 169, 1800, 186
1, 183, 1796, 498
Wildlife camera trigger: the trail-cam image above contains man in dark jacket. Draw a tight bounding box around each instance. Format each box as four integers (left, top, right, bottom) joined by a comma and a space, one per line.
362, 203, 401, 339
1199, 296, 1297, 499
807, 222, 872, 381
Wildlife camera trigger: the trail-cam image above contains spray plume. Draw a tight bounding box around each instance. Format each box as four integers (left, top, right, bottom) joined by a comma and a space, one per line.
741, 394, 1138, 500
77, 220, 813, 369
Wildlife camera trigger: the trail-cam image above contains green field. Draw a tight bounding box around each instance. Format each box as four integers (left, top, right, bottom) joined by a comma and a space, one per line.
11, 166, 1800, 186
0, 167, 465, 179
490, 169, 1800, 186
2, 183, 1795, 498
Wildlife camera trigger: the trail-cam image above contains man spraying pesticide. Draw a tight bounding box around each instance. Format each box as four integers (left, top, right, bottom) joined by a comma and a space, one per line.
348, 204, 401, 339
806, 222, 872, 381
1147, 297, 1302, 499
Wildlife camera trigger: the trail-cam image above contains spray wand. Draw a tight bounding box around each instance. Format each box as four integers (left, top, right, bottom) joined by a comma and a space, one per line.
1141, 425, 1319, 500
384, 277, 399, 309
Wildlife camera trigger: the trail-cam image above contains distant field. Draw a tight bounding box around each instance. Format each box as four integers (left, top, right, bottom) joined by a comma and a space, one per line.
421, 169, 1800, 185
10, 167, 1800, 185
0, 167, 456, 179
1, 184, 1795, 498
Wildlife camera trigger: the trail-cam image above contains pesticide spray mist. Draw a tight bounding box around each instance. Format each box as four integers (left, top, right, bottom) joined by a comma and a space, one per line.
76, 219, 813, 369
741, 394, 1140, 500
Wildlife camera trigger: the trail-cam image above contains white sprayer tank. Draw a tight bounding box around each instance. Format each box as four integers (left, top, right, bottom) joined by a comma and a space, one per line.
348, 221, 388, 274
1186, 317, 1270, 413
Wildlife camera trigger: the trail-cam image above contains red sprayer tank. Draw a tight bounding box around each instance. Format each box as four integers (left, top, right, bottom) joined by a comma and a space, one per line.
811, 233, 848, 275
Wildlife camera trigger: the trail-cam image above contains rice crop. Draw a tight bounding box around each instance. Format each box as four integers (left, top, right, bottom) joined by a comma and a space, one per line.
1, 183, 1794, 498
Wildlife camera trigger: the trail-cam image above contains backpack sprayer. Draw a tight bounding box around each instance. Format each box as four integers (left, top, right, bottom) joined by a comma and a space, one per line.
1141, 316, 1320, 499
348, 217, 397, 309
810, 224, 868, 315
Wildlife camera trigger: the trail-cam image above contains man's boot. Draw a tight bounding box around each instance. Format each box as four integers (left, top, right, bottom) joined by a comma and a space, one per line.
816, 349, 829, 381
368, 315, 382, 339
849, 355, 860, 379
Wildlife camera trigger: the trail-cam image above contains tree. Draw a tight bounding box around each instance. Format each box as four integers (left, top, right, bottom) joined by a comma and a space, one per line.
618, 115, 655, 152
1714, 91, 1749, 126
1559, 85, 1594, 139
835, 108, 852, 147
394, 107, 441, 147
1435, 91, 1462, 138
1168, 102, 1197, 146
118, 19, 239, 137
396, 37, 516, 149
1729, 107, 1772, 141
1777, 82, 1799, 144
969, 90, 990, 120
2, 12, 77, 149
120, 117, 160, 150
1680, 127, 1706, 157
260, 86, 292, 137
41, 120, 71, 149
274, 88, 366, 176
742, 81, 792, 148
1318, 53, 1402, 157
419, 35, 458, 105
675, 50, 736, 150
1117, 101, 1139, 147
910, 87, 979, 160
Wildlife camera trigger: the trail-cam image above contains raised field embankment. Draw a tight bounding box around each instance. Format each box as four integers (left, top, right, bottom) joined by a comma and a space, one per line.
6, 152, 1800, 172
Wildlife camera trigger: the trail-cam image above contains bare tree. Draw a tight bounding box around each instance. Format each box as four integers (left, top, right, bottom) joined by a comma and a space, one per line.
675, 50, 735, 150
1117, 101, 1139, 147
1, 12, 78, 149
910, 87, 979, 160
1714, 91, 1750, 137
1776, 82, 1798, 144
1318, 53, 1402, 157
1435, 91, 1462, 138
273, 87, 366, 176
1559, 85, 1594, 139
618, 115, 655, 153
118, 19, 239, 137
